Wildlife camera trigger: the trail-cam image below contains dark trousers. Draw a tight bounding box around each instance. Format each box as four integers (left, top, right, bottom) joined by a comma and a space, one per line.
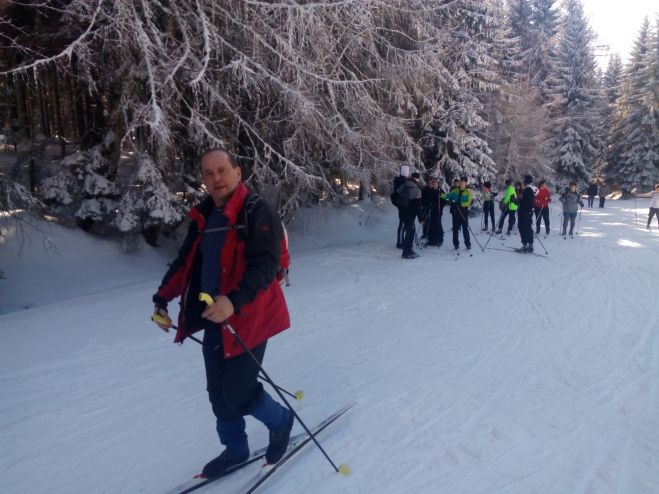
203, 327, 266, 421
427, 210, 443, 245
588, 195, 595, 207
599, 197, 606, 208
534, 206, 550, 234
402, 219, 416, 255
498, 209, 516, 232
452, 209, 470, 248
518, 210, 534, 245
562, 212, 577, 235
483, 201, 495, 230
396, 214, 404, 247
648, 208, 659, 228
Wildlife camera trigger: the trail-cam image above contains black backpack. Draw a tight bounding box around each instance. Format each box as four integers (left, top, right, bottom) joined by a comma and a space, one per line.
390, 176, 408, 208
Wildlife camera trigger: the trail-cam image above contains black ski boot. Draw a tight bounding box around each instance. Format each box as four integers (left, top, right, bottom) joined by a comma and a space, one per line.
266, 410, 294, 464
202, 449, 249, 479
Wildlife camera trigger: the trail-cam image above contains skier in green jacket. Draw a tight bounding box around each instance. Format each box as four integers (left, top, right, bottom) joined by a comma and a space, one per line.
495, 178, 518, 235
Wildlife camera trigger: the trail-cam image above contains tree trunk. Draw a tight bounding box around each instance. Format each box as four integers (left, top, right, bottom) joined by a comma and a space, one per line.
52, 71, 66, 157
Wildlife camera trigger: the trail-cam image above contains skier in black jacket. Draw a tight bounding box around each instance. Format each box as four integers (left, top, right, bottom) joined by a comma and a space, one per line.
393, 165, 410, 248
424, 177, 444, 246
398, 171, 424, 259
518, 175, 537, 253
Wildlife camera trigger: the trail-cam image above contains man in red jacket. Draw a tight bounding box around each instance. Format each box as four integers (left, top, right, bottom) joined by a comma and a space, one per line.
534, 180, 551, 235
151, 148, 293, 479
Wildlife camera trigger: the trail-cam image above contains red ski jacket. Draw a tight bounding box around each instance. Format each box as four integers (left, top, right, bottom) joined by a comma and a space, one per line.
153, 183, 290, 358
534, 188, 551, 208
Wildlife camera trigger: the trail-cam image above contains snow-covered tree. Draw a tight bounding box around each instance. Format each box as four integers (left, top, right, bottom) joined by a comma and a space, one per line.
114, 153, 185, 243
546, 0, 601, 185
421, 0, 499, 186
607, 18, 659, 191
40, 134, 119, 230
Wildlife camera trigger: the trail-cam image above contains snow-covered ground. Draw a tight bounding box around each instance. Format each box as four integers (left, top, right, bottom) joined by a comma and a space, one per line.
1, 198, 658, 494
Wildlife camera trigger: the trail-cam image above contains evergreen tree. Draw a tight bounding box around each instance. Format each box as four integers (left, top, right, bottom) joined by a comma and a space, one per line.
546, 0, 601, 185
608, 18, 659, 191
599, 54, 623, 179
422, 0, 499, 184
529, 0, 560, 99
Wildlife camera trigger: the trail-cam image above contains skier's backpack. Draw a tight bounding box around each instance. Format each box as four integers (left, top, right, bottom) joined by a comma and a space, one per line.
240, 194, 290, 286
396, 183, 410, 209
390, 175, 407, 208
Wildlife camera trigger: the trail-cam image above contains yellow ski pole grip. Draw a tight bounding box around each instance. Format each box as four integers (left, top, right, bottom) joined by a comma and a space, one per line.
199, 292, 214, 307
151, 313, 171, 325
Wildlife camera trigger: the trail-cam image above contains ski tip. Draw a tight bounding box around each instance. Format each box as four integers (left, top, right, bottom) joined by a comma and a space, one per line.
193, 474, 207, 480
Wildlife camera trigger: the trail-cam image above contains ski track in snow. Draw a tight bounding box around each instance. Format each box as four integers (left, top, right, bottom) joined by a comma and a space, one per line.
1, 200, 658, 493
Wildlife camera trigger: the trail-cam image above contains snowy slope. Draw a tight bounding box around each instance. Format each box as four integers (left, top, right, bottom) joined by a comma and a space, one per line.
1, 199, 658, 494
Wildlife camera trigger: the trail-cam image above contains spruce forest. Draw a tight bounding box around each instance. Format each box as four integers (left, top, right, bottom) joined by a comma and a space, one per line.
1, 0, 657, 246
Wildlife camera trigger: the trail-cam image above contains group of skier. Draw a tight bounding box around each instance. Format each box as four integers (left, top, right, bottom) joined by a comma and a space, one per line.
391, 164, 659, 259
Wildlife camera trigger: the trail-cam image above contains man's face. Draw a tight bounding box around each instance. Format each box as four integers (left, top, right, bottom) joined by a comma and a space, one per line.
459, 180, 466, 189
201, 151, 242, 206
430, 180, 438, 189
570, 185, 576, 192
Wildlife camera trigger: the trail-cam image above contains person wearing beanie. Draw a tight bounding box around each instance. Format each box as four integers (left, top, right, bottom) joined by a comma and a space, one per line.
518, 175, 538, 252
481, 180, 496, 232
445, 176, 473, 250
392, 164, 410, 248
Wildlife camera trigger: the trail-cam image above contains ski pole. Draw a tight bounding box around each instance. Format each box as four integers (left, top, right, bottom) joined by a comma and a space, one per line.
533, 230, 549, 255
151, 313, 304, 401
455, 205, 483, 252
482, 203, 507, 251
631, 188, 638, 228
198, 294, 349, 475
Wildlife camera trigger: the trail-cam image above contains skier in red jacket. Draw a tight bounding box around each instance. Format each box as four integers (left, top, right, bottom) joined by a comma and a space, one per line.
534, 180, 551, 236
151, 148, 293, 479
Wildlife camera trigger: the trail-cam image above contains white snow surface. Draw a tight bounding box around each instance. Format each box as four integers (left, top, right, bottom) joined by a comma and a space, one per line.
1, 198, 658, 494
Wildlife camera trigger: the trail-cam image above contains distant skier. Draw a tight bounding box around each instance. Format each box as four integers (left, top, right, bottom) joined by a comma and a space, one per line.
424, 176, 444, 247
398, 171, 424, 259
560, 181, 584, 237
391, 164, 409, 249
534, 180, 551, 235
587, 182, 598, 208
446, 176, 473, 250
481, 181, 496, 232
496, 179, 517, 235
636, 184, 659, 230
421, 175, 433, 239
598, 181, 609, 208
518, 175, 537, 252
151, 148, 293, 479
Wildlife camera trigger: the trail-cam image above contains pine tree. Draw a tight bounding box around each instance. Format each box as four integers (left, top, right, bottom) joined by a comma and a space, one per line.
546, 0, 601, 185
485, 0, 552, 180
421, 0, 499, 184
608, 18, 659, 191
529, 0, 560, 100
599, 54, 623, 179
